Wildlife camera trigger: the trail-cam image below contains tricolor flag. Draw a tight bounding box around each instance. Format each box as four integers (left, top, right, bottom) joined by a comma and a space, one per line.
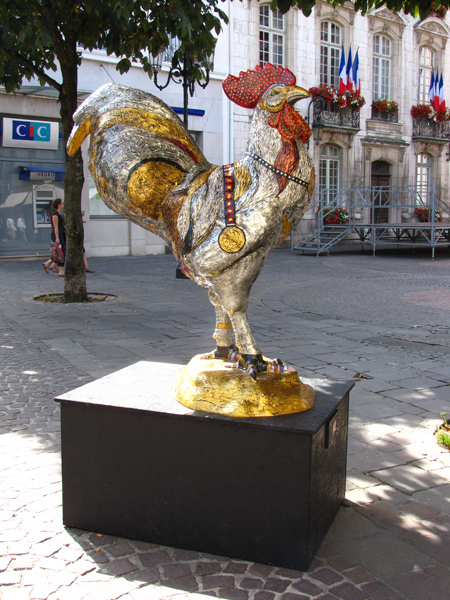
434, 70, 440, 110
439, 73, 445, 111
339, 45, 347, 94
429, 70, 435, 106
346, 46, 353, 94
353, 50, 360, 98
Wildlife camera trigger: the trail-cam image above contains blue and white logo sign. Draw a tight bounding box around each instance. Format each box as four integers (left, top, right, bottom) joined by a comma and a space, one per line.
2, 117, 59, 149
13, 121, 51, 142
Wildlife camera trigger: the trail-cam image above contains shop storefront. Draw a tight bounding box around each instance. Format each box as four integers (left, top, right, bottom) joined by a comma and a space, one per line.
0, 115, 65, 258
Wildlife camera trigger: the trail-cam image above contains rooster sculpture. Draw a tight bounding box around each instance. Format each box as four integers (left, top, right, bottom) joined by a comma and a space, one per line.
68, 63, 315, 379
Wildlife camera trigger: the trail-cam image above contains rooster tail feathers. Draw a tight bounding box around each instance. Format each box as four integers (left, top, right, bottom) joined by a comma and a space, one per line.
68, 83, 207, 169
67, 84, 115, 156
67, 83, 214, 249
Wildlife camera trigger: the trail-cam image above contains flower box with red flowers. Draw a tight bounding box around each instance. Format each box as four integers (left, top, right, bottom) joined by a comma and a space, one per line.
411, 104, 450, 122
309, 85, 365, 111
414, 207, 442, 222
323, 207, 350, 225
372, 99, 399, 113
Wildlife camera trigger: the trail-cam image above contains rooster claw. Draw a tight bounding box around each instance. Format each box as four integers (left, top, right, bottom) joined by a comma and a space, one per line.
201, 349, 287, 380
201, 345, 237, 360
242, 353, 287, 378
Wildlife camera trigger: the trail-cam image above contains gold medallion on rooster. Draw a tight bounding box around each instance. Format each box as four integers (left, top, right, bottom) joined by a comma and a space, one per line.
68, 63, 315, 417
218, 226, 246, 253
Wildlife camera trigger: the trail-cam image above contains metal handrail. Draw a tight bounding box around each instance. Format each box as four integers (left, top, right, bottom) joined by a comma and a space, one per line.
292, 184, 449, 257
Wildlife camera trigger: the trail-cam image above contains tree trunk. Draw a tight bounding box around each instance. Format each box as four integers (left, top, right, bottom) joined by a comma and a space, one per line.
59, 60, 87, 302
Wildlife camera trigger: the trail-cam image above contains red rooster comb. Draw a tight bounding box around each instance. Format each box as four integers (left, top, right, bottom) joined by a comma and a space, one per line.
223, 63, 296, 108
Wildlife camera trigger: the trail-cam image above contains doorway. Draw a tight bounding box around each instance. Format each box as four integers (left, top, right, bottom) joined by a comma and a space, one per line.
371, 161, 391, 223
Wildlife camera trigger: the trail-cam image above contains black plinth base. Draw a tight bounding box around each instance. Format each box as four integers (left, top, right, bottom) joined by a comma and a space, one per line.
56, 362, 352, 571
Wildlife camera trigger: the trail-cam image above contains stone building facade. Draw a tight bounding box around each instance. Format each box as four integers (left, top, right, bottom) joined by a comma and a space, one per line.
229, 2, 450, 242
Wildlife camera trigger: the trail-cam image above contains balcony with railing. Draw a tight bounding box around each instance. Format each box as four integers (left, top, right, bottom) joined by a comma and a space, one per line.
412, 117, 450, 141
370, 106, 399, 123
321, 103, 360, 132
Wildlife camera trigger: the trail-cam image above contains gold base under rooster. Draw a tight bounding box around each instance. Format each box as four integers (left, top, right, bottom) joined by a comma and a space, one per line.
173, 355, 314, 418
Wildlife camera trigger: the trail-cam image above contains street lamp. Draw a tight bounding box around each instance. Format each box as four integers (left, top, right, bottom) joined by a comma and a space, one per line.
151, 46, 214, 128
306, 96, 325, 149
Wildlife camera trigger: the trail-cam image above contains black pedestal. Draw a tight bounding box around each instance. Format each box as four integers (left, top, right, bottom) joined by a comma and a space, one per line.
56, 362, 352, 571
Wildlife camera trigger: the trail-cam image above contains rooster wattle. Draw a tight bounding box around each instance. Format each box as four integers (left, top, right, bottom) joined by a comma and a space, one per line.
68, 63, 315, 379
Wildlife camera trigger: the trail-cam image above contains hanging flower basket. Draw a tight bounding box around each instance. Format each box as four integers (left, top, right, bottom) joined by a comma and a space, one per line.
309, 85, 365, 111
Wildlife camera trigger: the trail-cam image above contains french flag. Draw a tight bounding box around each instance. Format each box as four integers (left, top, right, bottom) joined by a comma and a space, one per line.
339, 46, 347, 94
439, 73, 445, 111
429, 70, 435, 106
434, 70, 440, 109
353, 50, 360, 98
346, 46, 353, 94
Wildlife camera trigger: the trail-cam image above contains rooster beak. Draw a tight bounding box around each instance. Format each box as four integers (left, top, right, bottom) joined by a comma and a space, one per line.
285, 86, 310, 105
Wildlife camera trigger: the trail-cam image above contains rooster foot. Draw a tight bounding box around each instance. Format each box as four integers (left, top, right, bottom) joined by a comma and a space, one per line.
200, 348, 286, 380
230, 352, 287, 380
200, 345, 238, 360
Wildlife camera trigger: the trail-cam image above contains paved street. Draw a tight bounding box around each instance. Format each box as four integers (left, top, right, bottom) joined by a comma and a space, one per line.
1, 248, 450, 600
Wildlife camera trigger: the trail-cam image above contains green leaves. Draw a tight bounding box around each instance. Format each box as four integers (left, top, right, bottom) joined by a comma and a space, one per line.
270, 0, 450, 18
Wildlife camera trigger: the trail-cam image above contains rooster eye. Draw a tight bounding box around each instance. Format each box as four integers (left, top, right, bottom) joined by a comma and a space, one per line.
270, 89, 280, 97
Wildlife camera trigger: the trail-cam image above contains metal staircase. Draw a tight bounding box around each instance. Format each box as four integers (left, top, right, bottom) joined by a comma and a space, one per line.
292, 225, 352, 255
292, 185, 450, 257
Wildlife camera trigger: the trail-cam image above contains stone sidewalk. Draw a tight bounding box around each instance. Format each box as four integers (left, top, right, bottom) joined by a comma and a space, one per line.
0, 248, 449, 600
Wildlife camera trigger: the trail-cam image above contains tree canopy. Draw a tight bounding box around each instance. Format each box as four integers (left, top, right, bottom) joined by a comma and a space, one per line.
272, 0, 449, 19
0, 0, 228, 301
0, 0, 226, 94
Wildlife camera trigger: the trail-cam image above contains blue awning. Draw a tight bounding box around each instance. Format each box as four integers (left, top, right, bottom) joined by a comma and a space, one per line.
19, 165, 65, 181
171, 107, 205, 117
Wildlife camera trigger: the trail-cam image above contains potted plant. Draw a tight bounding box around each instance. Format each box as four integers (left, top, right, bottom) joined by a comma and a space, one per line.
414, 207, 442, 222
435, 412, 450, 450
372, 98, 398, 120
322, 207, 350, 225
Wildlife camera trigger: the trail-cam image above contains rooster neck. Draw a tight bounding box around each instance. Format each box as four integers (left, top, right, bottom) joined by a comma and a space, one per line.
245, 107, 301, 194
247, 107, 284, 163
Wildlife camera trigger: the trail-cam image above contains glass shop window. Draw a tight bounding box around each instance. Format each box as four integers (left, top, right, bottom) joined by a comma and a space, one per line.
418, 47, 434, 105
88, 174, 119, 218
0, 132, 66, 255
259, 5, 285, 67
319, 145, 340, 205
372, 35, 391, 101
320, 21, 341, 89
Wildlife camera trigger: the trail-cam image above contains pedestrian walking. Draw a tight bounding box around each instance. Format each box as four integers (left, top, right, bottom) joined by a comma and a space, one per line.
42, 198, 66, 277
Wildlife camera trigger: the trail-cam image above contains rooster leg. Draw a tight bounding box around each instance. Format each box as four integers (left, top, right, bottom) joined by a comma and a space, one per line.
200, 291, 235, 360
211, 251, 286, 379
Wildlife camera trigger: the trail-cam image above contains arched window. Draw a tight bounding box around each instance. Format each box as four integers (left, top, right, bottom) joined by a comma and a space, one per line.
418, 47, 434, 104
319, 145, 340, 204
416, 154, 431, 199
373, 35, 391, 100
320, 21, 341, 89
259, 5, 285, 67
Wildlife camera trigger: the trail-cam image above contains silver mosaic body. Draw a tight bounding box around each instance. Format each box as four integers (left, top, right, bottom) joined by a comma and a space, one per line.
68, 80, 314, 371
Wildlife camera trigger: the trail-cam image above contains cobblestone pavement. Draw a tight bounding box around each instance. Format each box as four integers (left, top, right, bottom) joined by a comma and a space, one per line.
1, 248, 450, 600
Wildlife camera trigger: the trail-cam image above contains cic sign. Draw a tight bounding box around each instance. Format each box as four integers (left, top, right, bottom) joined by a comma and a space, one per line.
2, 117, 59, 150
